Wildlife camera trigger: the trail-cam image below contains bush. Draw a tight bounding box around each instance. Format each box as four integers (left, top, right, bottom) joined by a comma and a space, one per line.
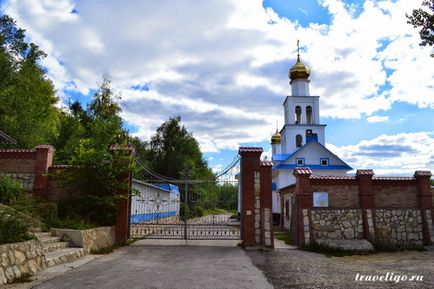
0, 211, 34, 244
0, 176, 22, 204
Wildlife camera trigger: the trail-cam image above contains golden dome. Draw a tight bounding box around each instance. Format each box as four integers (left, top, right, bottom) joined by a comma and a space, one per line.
271, 130, 281, 145
288, 56, 311, 80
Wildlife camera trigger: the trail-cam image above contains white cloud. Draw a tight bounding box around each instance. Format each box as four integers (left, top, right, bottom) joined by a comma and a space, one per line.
2, 0, 433, 154
366, 115, 389, 123
327, 132, 434, 175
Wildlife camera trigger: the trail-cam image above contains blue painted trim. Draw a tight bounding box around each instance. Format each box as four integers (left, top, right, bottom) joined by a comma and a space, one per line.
320, 158, 329, 166
273, 164, 351, 170
130, 211, 177, 223
295, 158, 305, 166
155, 183, 180, 195
272, 153, 293, 162
272, 182, 277, 191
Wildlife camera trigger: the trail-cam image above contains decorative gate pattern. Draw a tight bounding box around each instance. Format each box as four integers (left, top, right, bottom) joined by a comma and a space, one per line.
130, 158, 241, 240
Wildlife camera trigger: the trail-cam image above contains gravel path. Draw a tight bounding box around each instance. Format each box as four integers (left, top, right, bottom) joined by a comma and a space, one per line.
246, 248, 434, 289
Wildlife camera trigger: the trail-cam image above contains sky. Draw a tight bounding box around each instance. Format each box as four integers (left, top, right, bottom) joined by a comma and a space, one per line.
1, 0, 433, 176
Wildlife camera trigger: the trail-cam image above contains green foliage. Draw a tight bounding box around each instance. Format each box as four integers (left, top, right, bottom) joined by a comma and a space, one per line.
406, 0, 434, 49
53, 76, 134, 226
0, 211, 34, 244
147, 116, 213, 180
0, 176, 38, 217
0, 15, 59, 147
9, 272, 33, 284
0, 176, 22, 204
274, 228, 293, 245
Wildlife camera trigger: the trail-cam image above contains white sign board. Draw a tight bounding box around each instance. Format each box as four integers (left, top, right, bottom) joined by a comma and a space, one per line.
313, 192, 328, 207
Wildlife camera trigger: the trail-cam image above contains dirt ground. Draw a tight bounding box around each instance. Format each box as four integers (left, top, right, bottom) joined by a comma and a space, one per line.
246, 248, 434, 289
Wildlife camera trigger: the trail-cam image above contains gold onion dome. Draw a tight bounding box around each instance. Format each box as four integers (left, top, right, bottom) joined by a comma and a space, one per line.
271, 130, 281, 144
288, 56, 311, 80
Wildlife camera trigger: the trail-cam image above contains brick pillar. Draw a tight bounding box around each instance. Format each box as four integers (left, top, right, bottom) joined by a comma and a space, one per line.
356, 169, 375, 241
33, 145, 55, 198
293, 168, 312, 246
238, 147, 262, 247
414, 171, 433, 246
115, 171, 132, 243
260, 161, 274, 248
110, 144, 135, 243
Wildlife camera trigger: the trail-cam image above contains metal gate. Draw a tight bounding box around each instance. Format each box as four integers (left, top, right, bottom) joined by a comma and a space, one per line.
129, 158, 241, 240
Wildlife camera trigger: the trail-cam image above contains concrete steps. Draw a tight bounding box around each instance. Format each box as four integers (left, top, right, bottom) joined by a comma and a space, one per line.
44, 247, 85, 268
43, 241, 70, 253
35, 232, 86, 268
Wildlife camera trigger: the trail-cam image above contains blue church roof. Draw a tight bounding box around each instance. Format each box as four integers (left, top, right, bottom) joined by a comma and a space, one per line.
272, 140, 352, 171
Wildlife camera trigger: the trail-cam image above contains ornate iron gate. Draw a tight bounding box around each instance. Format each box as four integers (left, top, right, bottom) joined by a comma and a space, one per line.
129, 158, 241, 240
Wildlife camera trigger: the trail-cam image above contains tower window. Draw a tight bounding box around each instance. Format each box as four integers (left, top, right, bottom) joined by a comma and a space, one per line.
295, 106, 301, 124
306, 106, 312, 124
296, 158, 305, 166
320, 158, 329, 166
296, 134, 302, 148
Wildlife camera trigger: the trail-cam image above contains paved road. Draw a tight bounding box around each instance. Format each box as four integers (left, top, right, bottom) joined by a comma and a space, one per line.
34, 245, 273, 289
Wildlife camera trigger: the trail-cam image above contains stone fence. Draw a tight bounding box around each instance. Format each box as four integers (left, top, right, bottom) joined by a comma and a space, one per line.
51, 227, 116, 254
0, 240, 45, 284
283, 168, 434, 248
0, 145, 54, 197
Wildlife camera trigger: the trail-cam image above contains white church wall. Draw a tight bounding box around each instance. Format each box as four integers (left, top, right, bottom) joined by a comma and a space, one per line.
282, 125, 325, 152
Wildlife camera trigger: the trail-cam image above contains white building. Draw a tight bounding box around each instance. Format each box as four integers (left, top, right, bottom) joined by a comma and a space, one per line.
271, 49, 352, 222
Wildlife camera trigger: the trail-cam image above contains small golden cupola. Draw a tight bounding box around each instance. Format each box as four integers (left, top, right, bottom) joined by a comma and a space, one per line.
271, 129, 281, 144
288, 40, 311, 80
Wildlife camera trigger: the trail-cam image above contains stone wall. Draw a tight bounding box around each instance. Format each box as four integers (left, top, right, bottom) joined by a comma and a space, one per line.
0, 172, 34, 191
374, 209, 423, 247
0, 145, 54, 196
51, 226, 116, 254
289, 168, 433, 247
0, 240, 45, 284
311, 209, 363, 240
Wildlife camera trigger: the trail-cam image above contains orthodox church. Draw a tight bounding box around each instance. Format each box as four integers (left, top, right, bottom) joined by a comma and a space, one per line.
271, 47, 352, 222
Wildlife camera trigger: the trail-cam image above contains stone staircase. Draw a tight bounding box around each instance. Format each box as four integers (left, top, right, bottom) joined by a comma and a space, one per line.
34, 232, 85, 268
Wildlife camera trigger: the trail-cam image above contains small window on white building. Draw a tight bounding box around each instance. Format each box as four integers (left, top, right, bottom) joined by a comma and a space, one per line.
295, 134, 302, 148
296, 158, 304, 166
320, 158, 329, 166
313, 192, 328, 207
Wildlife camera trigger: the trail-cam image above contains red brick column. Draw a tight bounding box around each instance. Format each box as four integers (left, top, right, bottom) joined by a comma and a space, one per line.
115, 171, 132, 243
293, 168, 312, 246
33, 145, 55, 198
260, 161, 274, 248
238, 147, 262, 247
414, 171, 433, 246
110, 144, 135, 243
356, 169, 375, 241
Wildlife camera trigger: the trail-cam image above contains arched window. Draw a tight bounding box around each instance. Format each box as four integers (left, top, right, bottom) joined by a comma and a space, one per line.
306, 106, 312, 124
295, 106, 301, 124
296, 134, 302, 148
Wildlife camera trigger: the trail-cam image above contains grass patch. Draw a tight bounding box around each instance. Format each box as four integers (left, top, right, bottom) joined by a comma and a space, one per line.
91, 241, 131, 255
372, 241, 425, 252
300, 242, 359, 257
9, 273, 33, 284
273, 227, 293, 245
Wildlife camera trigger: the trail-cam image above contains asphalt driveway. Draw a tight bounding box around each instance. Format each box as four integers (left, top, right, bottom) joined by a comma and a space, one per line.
33, 245, 273, 289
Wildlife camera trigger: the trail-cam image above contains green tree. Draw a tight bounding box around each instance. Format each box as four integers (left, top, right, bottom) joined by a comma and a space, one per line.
0, 15, 59, 147
147, 116, 213, 180
406, 0, 434, 50
55, 76, 133, 226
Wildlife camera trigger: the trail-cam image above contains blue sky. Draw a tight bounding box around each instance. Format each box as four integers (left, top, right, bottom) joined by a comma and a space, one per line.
1, 0, 433, 175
